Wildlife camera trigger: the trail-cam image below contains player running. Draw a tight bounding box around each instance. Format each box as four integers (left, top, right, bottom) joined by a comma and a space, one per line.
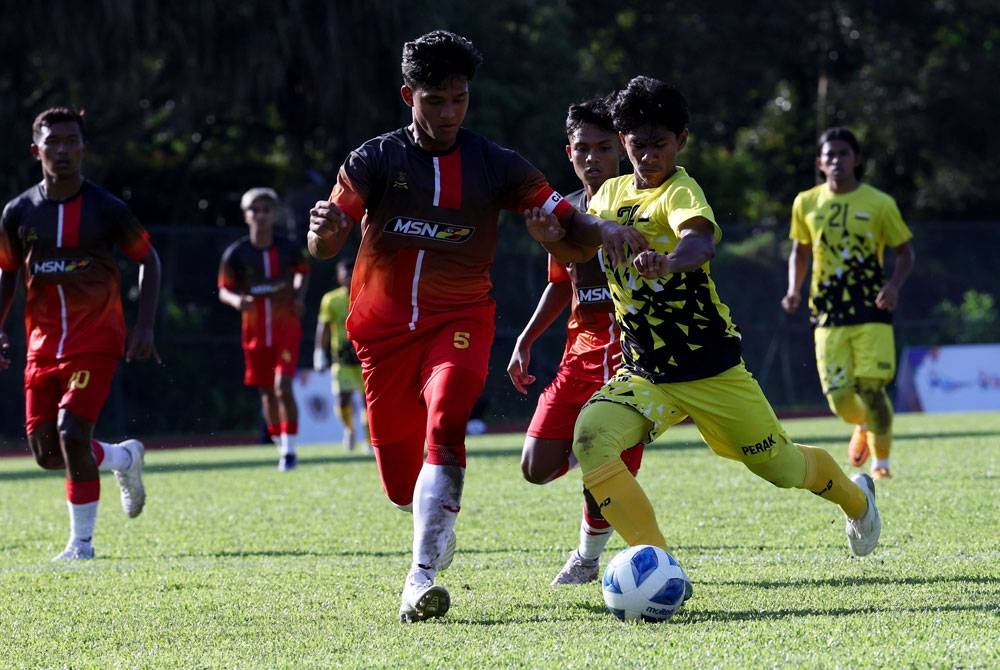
781, 127, 915, 479
307, 30, 638, 622
0, 107, 160, 561
218, 187, 310, 471
314, 257, 370, 453
507, 97, 655, 585
528, 77, 882, 582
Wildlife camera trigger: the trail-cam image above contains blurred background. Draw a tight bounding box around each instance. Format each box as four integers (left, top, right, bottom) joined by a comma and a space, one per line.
2, 0, 998, 447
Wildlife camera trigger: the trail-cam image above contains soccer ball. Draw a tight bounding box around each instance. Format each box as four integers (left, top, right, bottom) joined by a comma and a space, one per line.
601, 545, 690, 623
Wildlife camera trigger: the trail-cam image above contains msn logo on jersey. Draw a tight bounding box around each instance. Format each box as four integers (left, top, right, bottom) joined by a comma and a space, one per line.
387, 218, 473, 243
577, 286, 612, 303
32, 258, 92, 275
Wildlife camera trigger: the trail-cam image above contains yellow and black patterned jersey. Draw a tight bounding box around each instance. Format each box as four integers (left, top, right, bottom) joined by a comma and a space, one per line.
587, 167, 742, 383
790, 183, 912, 327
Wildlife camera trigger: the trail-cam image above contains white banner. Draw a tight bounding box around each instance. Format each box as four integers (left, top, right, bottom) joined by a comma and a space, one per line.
895, 344, 1000, 412
292, 369, 344, 445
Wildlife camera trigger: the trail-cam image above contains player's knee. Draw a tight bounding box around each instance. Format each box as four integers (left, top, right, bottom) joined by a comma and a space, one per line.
825, 385, 853, 415
30, 444, 63, 470
56, 414, 89, 450
856, 378, 892, 432
745, 440, 805, 489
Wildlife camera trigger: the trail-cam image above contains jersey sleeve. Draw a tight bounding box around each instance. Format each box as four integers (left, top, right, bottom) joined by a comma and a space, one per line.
317, 291, 335, 324
497, 148, 574, 223
0, 201, 23, 272
108, 200, 152, 262
661, 179, 720, 241
547, 255, 570, 284
789, 193, 811, 244
217, 245, 240, 291
879, 195, 913, 247
329, 145, 376, 223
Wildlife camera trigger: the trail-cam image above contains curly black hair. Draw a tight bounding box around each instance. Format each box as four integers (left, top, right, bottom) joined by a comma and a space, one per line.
401, 30, 483, 88
611, 76, 688, 135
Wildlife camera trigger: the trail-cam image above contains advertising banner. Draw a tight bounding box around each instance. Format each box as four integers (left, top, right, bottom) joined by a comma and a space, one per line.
895, 344, 1000, 412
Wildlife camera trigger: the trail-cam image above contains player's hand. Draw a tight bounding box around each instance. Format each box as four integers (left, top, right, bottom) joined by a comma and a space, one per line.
875, 284, 899, 311
506, 345, 536, 395
125, 325, 161, 364
309, 200, 353, 240
313, 348, 330, 372
781, 292, 801, 314
523, 207, 565, 243
0, 331, 11, 371
634, 250, 669, 278
599, 219, 648, 267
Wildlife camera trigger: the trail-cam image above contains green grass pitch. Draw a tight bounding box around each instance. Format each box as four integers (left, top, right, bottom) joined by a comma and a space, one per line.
0, 412, 997, 668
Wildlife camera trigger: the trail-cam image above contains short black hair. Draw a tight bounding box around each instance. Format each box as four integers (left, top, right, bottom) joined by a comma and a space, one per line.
565, 97, 615, 136
611, 76, 688, 136
818, 126, 865, 179
32, 107, 85, 142
401, 30, 483, 89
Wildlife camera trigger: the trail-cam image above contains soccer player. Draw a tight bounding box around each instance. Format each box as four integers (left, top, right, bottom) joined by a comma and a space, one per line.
507, 97, 654, 585
307, 30, 641, 622
314, 257, 369, 452
781, 127, 915, 479
218, 187, 310, 472
0, 107, 160, 561
527, 77, 883, 584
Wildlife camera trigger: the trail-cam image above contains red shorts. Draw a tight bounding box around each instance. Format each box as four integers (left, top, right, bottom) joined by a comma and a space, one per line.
24, 354, 119, 434
243, 339, 300, 387
358, 305, 495, 446
527, 366, 604, 441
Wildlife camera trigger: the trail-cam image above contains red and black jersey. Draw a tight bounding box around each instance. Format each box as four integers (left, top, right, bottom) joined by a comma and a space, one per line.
330, 127, 573, 342
217, 235, 310, 349
549, 189, 620, 382
0, 180, 152, 360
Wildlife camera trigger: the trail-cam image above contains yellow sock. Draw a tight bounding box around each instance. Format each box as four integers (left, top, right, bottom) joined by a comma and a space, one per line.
338, 400, 355, 432
868, 431, 891, 460
798, 444, 867, 519
582, 459, 667, 549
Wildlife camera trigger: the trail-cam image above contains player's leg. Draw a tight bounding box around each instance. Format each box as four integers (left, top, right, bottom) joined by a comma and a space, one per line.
678, 364, 880, 556
816, 326, 869, 466
853, 323, 897, 478
55, 408, 101, 560
574, 372, 684, 551
274, 342, 300, 470
245, 346, 280, 443
333, 362, 358, 451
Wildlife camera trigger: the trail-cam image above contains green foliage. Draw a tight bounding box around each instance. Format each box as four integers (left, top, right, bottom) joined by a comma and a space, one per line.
0, 414, 997, 667
930, 290, 1000, 344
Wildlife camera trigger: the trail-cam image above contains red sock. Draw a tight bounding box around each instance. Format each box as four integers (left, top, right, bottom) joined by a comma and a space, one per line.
90, 440, 105, 467
66, 478, 100, 504
279, 420, 298, 436
266, 423, 280, 438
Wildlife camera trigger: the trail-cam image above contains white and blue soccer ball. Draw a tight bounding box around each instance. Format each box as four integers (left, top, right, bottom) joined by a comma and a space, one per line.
601, 545, 691, 623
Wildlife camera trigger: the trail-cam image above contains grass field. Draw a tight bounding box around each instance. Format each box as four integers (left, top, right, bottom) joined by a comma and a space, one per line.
0, 412, 997, 669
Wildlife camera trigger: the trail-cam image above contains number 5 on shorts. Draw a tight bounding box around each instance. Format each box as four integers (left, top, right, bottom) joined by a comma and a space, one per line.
453, 331, 470, 349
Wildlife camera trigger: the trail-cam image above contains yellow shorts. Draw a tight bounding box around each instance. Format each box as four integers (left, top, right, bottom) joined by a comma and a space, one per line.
814, 323, 895, 393
583, 363, 790, 464
333, 363, 365, 395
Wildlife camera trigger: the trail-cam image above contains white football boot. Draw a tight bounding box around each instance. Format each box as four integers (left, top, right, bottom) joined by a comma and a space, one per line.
52, 541, 95, 562
846, 473, 881, 556
113, 439, 146, 518
551, 550, 600, 585
399, 571, 450, 623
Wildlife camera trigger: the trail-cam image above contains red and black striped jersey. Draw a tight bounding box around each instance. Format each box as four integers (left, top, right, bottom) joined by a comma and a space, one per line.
329, 127, 573, 342
0, 180, 152, 360
217, 235, 310, 349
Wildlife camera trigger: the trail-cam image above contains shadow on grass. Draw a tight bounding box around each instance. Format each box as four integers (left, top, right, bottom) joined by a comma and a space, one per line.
712, 573, 999, 589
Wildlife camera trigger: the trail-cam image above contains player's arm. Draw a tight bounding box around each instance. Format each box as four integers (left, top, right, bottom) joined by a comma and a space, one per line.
0, 268, 18, 371
876, 240, 915, 312
633, 216, 716, 278
507, 281, 573, 395
308, 200, 355, 260
526, 207, 648, 267
313, 319, 332, 371
126, 246, 162, 363
781, 241, 812, 314
293, 271, 308, 317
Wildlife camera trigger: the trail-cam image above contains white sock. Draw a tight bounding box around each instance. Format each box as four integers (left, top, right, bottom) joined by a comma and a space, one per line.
280, 433, 297, 457
412, 462, 464, 578
578, 518, 614, 561
874, 458, 890, 470
95, 440, 133, 472
68, 501, 99, 545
